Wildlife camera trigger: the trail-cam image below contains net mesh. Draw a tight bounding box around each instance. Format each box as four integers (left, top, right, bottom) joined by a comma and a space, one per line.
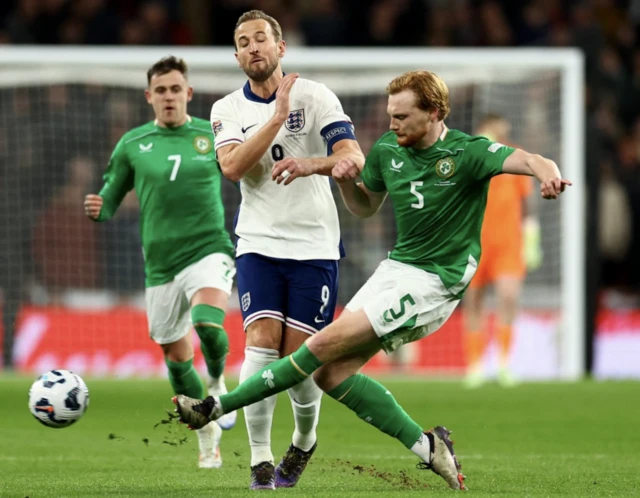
0, 59, 564, 377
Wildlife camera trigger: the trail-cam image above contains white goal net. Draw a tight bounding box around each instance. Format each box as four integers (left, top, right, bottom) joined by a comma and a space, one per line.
0, 47, 584, 380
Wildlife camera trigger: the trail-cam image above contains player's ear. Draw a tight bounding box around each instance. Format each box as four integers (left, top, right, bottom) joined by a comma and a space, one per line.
144, 88, 152, 104
234, 52, 241, 68
278, 39, 286, 59
187, 86, 194, 102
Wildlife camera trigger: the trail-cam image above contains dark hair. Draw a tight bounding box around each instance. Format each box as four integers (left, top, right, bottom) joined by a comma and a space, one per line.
146, 56, 188, 86
234, 10, 282, 50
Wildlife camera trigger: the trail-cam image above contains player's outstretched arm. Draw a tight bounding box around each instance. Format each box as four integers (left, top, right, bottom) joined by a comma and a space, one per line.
272, 139, 365, 185
217, 73, 299, 182
332, 159, 387, 218
502, 149, 572, 200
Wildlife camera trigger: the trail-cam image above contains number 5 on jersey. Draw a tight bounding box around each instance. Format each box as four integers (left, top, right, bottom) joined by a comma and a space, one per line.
168, 154, 182, 181
410, 181, 424, 209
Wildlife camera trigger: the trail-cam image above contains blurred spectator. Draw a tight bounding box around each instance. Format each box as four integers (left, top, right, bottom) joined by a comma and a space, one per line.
0, 0, 639, 302
32, 156, 101, 301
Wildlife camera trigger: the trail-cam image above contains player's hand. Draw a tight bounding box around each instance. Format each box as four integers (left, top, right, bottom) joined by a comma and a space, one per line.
274, 73, 299, 123
332, 159, 359, 184
272, 157, 312, 185
540, 178, 571, 199
84, 194, 103, 220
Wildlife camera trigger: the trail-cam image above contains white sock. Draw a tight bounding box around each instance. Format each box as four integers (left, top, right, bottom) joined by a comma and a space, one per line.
410, 432, 432, 463
196, 421, 221, 455
240, 346, 279, 466
287, 375, 322, 452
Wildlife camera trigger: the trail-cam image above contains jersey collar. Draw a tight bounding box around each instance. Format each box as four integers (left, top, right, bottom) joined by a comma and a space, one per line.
154, 115, 192, 128
438, 124, 448, 142
242, 72, 288, 104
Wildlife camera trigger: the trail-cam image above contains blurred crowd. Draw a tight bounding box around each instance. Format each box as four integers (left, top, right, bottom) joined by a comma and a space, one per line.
0, 0, 639, 302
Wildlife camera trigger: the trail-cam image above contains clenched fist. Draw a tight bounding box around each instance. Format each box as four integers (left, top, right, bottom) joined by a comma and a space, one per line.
84, 194, 103, 220
332, 159, 359, 184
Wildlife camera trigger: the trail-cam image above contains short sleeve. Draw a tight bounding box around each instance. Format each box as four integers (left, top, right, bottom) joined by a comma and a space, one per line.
314, 84, 352, 131
465, 137, 516, 181
210, 98, 244, 150
360, 143, 386, 192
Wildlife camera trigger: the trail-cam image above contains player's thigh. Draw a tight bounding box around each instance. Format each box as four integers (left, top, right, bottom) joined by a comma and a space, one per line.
160, 334, 195, 363
176, 253, 235, 308
236, 253, 287, 332
284, 259, 339, 335
462, 285, 486, 331
346, 259, 461, 354
145, 280, 191, 345
305, 308, 379, 363
494, 275, 524, 318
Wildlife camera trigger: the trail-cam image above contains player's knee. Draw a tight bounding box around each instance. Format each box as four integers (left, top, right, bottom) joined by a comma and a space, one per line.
246, 320, 283, 350
191, 304, 228, 354
313, 363, 352, 393
161, 340, 193, 363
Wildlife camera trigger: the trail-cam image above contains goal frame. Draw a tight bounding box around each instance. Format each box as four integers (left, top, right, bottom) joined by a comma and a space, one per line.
0, 46, 585, 379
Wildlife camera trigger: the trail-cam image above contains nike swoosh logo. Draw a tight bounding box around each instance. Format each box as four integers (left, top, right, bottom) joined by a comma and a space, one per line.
241, 123, 258, 133
314, 317, 325, 323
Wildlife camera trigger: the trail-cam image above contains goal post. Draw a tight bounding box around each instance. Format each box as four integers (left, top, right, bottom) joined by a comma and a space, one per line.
0, 46, 584, 380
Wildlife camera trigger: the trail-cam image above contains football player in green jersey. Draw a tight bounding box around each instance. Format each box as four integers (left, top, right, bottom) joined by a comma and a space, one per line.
84, 56, 237, 469
173, 70, 571, 489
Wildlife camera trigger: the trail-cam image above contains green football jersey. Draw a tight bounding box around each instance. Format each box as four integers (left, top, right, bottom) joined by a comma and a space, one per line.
360, 128, 515, 292
97, 116, 234, 287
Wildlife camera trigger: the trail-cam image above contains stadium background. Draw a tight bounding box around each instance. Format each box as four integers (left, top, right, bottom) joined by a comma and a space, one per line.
0, 0, 639, 379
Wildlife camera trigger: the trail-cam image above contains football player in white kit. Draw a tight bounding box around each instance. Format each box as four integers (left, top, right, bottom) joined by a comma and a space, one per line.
210, 9, 365, 490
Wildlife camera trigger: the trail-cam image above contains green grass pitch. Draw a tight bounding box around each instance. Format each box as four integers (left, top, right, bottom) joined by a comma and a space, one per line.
1, 376, 638, 497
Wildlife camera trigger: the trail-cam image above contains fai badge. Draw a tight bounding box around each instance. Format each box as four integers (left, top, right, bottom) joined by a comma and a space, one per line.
193, 136, 212, 154
435, 157, 456, 178
285, 109, 305, 133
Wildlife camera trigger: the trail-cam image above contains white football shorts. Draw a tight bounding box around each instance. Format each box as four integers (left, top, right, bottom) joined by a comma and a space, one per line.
145, 253, 235, 345
346, 258, 466, 353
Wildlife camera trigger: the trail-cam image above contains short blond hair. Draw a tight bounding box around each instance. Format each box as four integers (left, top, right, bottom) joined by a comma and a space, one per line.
386, 70, 450, 121
234, 10, 282, 49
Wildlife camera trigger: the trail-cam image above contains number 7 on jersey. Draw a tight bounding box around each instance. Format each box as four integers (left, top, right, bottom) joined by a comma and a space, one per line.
168, 154, 182, 181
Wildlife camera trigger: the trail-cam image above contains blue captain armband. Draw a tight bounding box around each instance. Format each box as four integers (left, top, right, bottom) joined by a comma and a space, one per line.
321, 121, 356, 154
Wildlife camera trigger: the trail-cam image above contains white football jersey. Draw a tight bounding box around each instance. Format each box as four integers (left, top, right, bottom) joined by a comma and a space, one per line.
211, 78, 354, 261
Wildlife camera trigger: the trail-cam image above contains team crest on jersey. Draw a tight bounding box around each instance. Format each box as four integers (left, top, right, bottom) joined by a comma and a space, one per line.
241, 292, 251, 312
193, 136, 212, 154
435, 157, 456, 178
212, 120, 223, 136
285, 109, 305, 132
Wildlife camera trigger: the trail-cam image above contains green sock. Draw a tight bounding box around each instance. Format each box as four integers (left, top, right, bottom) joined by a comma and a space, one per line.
191, 304, 229, 379
219, 344, 323, 413
327, 374, 423, 449
165, 357, 204, 398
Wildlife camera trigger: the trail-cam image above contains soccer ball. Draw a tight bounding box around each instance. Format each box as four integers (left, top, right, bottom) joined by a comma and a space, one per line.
28, 369, 90, 428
